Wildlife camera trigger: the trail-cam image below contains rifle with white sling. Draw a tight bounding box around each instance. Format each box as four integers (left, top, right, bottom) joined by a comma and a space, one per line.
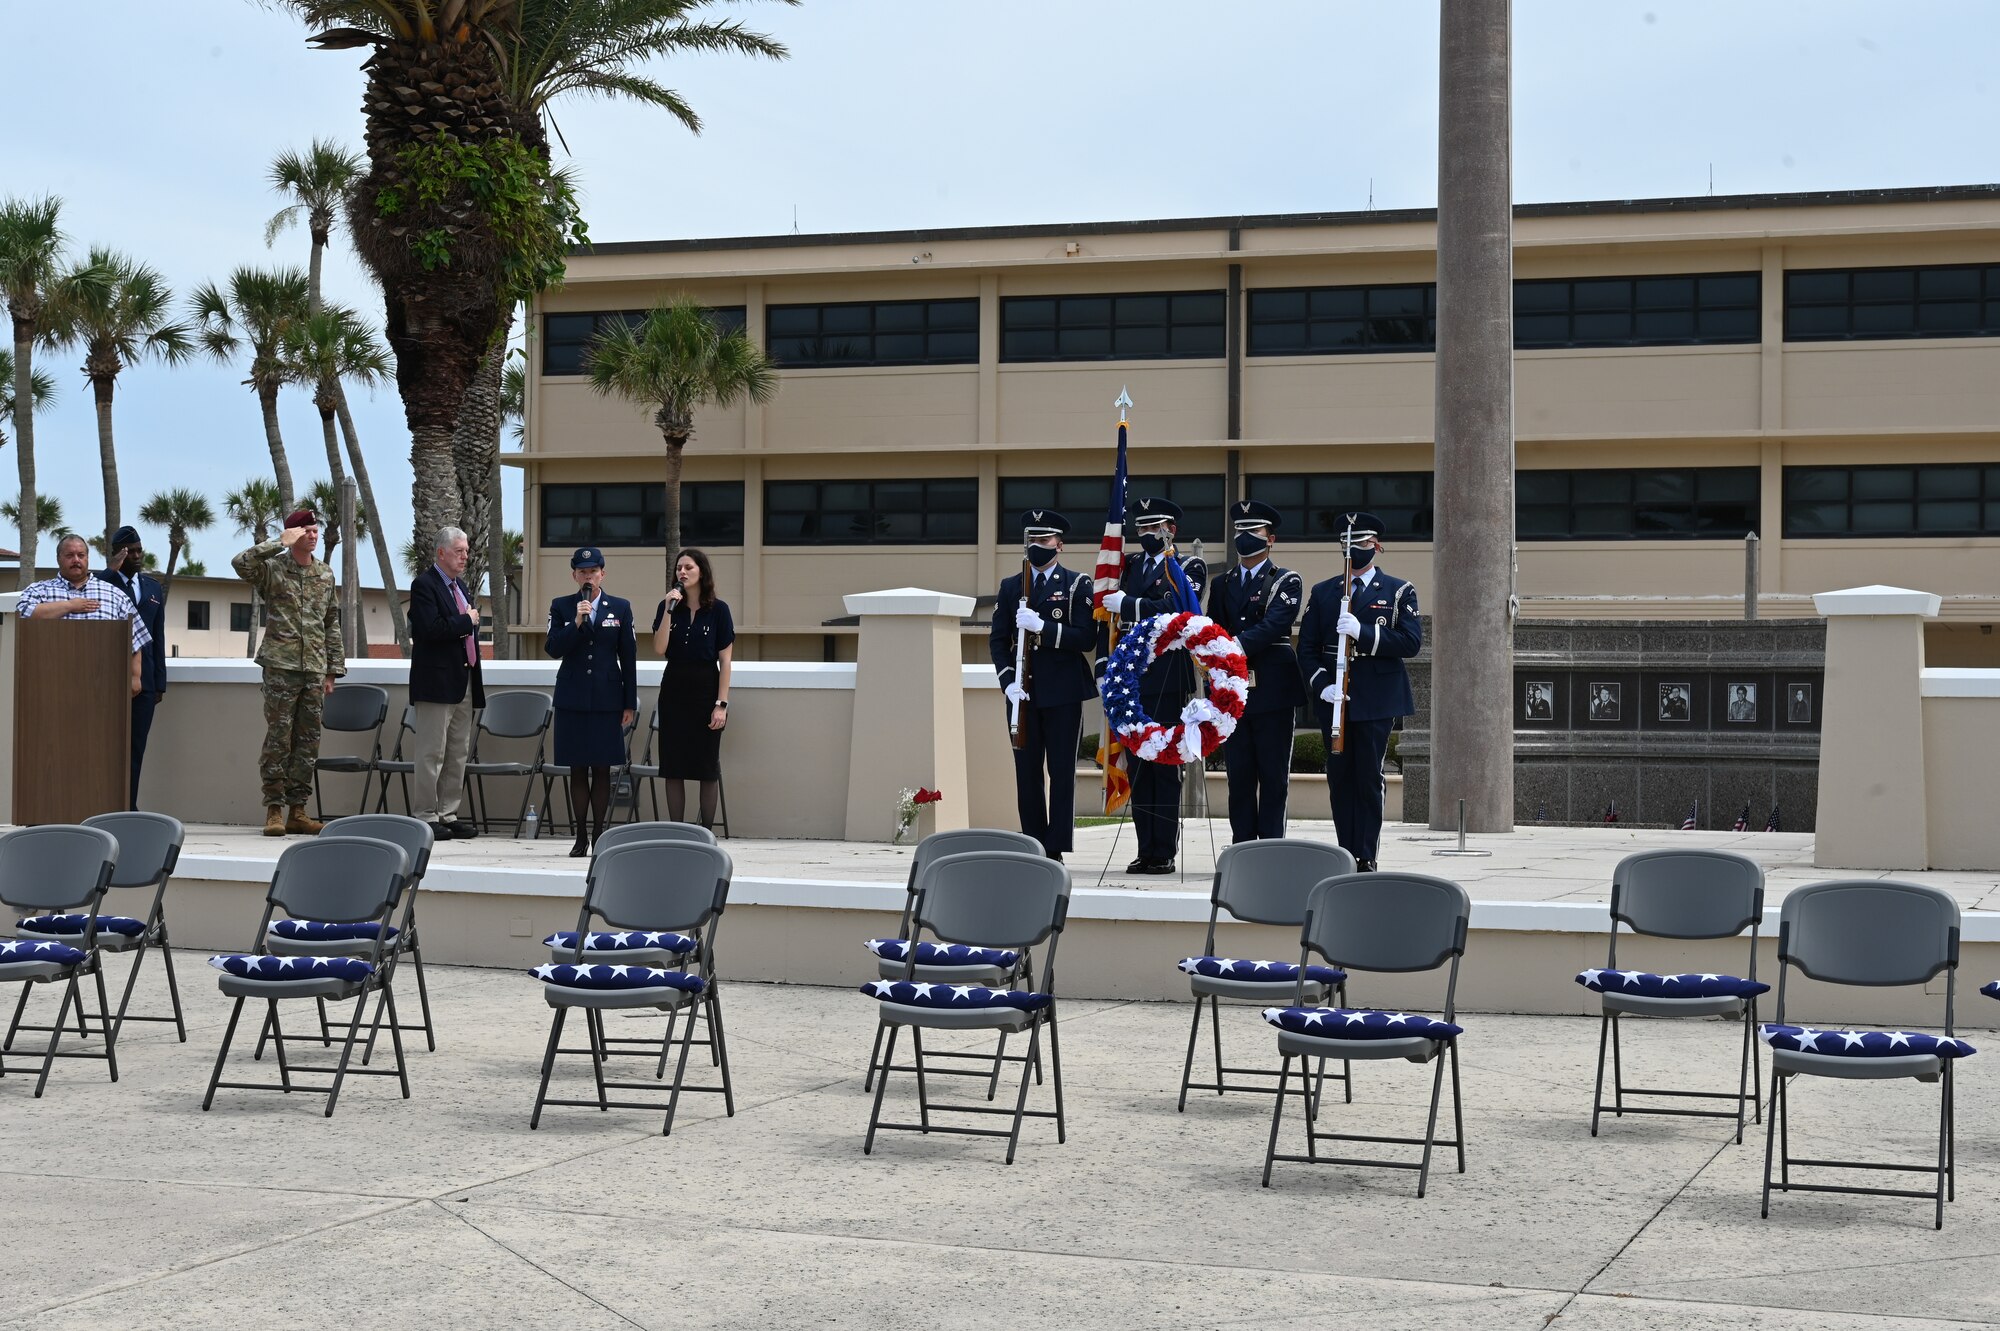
1009, 550, 1034, 749
1331, 520, 1355, 755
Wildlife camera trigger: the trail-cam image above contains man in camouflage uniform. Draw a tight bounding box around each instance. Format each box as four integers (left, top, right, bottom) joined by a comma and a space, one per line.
233, 506, 346, 836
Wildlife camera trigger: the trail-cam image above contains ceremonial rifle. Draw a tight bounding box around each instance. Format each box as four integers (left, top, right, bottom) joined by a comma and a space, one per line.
1331, 520, 1355, 755
1009, 549, 1033, 749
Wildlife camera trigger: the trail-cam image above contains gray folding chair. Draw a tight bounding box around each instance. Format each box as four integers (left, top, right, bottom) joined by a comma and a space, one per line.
863, 849, 1069, 1164
81, 812, 187, 1047
863, 827, 1047, 1095
529, 839, 734, 1136
372, 706, 418, 815
1760, 880, 1972, 1229
0, 825, 121, 1097
1261, 872, 1471, 1197
1177, 838, 1355, 1112
465, 690, 553, 836
313, 683, 391, 821
1585, 849, 1767, 1142
201, 836, 412, 1117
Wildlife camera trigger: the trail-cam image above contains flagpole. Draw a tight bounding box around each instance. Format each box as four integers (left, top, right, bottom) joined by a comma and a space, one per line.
1104, 387, 1132, 819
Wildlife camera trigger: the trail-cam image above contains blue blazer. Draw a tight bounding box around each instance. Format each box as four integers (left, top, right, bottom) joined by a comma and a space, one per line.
1206, 561, 1306, 716
105, 568, 168, 697
545, 591, 638, 713
989, 564, 1098, 709
1297, 569, 1421, 723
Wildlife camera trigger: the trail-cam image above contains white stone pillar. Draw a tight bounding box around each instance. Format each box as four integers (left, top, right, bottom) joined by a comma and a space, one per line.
843, 588, 975, 842
1812, 584, 1939, 870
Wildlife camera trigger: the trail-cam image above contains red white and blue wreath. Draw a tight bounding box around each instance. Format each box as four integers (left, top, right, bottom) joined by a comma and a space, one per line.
1101, 612, 1250, 764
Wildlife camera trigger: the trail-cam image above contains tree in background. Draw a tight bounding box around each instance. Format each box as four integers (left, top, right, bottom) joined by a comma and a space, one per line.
3, 492, 70, 554
191, 267, 311, 508
0, 195, 89, 588
0, 346, 56, 452
138, 486, 215, 585
586, 296, 774, 598
226, 477, 286, 657
45, 247, 194, 548
306, 473, 370, 645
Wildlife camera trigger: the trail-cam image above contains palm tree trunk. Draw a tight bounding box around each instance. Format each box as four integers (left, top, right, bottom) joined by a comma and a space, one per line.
12, 317, 38, 591
661, 435, 686, 604
335, 390, 409, 655
93, 375, 121, 550
486, 438, 509, 658
259, 385, 296, 510
453, 337, 504, 603
164, 535, 182, 584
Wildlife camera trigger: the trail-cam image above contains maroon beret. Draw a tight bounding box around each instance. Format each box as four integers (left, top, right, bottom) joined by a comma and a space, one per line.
284, 508, 319, 529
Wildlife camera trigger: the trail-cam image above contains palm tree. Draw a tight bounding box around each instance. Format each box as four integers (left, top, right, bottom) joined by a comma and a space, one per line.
304, 476, 370, 572
3, 493, 69, 565
0, 195, 85, 588
586, 296, 774, 595
190, 267, 311, 508
180, 558, 208, 577
0, 346, 56, 451
226, 478, 286, 657
138, 486, 215, 585
45, 248, 195, 548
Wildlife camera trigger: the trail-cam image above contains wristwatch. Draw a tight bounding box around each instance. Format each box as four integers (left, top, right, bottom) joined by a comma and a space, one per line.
714, 700, 729, 710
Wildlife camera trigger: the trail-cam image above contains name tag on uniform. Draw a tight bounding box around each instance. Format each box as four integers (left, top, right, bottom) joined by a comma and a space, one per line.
603, 614, 621, 627
1248, 668, 1259, 688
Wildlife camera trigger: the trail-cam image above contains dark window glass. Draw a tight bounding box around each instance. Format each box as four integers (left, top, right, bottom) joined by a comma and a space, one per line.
1512, 272, 1760, 349
999, 290, 1227, 363
766, 478, 977, 545
187, 600, 210, 632
538, 482, 745, 547
1785, 263, 2000, 341
1784, 464, 2000, 536
1516, 468, 1759, 540
1245, 473, 1436, 541
762, 299, 979, 368
229, 602, 254, 633
1248, 284, 1437, 355
997, 474, 1226, 544
540, 307, 746, 376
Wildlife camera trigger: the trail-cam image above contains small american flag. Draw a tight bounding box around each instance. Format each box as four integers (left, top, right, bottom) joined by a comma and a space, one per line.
1091, 397, 1131, 622
1680, 801, 1698, 831
1764, 804, 1781, 833
1603, 800, 1618, 824
1732, 802, 1750, 832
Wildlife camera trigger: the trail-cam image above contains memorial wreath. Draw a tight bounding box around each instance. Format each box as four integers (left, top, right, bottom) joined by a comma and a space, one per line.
1100, 612, 1250, 765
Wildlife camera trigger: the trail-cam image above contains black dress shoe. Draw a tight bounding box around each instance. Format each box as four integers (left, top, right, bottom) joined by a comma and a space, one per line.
1124, 857, 1152, 874
1356, 859, 1376, 872
427, 821, 453, 841
568, 838, 589, 858
1045, 849, 1064, 862
1127, 858, 1175, 875
446, 819, 480, 840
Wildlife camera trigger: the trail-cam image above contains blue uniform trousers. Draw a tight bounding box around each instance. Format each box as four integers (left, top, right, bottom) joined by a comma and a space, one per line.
1010, 699, 1082, 857
1323, 711, 1393, 864
130, 692, 157, 810
1225, 710, 1293, 842
1132, 759, 1181, 862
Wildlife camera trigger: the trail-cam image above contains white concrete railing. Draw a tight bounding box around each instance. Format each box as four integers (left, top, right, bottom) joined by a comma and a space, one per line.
162, 657, 1007, 691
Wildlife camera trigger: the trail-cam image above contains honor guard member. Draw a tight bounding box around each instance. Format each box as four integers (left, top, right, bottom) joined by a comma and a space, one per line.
989, 510, 1098, 861
1206, 499, 1305, 842
1297, 511, 1421, 870
1097, 496, 1208, 874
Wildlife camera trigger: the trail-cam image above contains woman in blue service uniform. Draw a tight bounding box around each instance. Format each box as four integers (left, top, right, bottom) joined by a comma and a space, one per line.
651, 546, 734, 832
545, 547, 638, 856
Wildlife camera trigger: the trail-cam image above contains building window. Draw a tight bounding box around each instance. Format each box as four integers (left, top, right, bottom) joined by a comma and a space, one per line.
1245, 473, 1435, 541
997, 474, 1227, 547
1785, 264, 2000, 341
1515, 272, 1759, 348
229, 602, 253, 633
541, 307, 748, 376
764, 478, 978, 545
1517, 467, 1759, 540
185, 600, 210, 632
540, 482, 745, 548
1247, 285, 1437, 355
1784, 464, 2000, 537
764, 299, 977, 368
1000, 291, 1226, 362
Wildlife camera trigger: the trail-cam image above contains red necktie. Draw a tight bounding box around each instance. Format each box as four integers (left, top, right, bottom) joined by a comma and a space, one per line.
448, 578, 477, 666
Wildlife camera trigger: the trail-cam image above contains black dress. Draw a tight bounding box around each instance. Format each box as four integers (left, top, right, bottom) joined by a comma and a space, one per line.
652, 597, 735, 780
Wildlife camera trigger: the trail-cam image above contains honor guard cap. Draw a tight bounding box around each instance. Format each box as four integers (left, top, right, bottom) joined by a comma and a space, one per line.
1338, 511, 1385, 542
570, 547, 606, 569
283, 507, 319, 529
1230, 499, 1281, 532
1129, 496, 1183, 528
110, 524, 141, 547
1020, 509, 1070, 538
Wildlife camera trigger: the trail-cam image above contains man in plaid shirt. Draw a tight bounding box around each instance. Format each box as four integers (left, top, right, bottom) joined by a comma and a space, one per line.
18, 533, 150, 700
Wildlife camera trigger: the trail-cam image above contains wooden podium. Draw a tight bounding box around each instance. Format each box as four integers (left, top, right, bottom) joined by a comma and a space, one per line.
13, 618, 131, 824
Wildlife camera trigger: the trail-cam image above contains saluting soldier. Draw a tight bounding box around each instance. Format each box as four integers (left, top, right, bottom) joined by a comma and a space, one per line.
989, 510, 1098, 862
1297, 511, 1421, 871
1206, 499, 1305, 842
1098, 496, 1208, 875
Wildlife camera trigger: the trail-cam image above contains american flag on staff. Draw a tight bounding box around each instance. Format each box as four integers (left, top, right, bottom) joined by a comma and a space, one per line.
1091, 388, 1133, 623
1604, 799, 1619, 824
1680, 801, 1699, 831
1765, 804, 1781, 832
1732, 802, 1750, 832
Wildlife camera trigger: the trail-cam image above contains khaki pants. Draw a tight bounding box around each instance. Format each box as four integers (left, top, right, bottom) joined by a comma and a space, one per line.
412, 695, 475, 821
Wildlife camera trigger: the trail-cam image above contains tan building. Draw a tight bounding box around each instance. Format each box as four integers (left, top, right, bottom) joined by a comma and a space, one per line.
517, 184, 2000, 665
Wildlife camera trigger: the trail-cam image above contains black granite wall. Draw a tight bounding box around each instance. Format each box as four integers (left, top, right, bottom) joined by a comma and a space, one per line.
1398, 618, 1825, 830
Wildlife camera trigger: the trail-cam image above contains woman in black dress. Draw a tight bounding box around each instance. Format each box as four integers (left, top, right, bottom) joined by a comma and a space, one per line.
545, 547, 637, 855
651, 547, 733, 830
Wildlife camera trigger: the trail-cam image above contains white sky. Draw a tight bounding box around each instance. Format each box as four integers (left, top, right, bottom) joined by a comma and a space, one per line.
7, 0, 1997, 585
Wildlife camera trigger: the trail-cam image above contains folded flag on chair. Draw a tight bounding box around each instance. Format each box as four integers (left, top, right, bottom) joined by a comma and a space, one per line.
208, 954, 374, 983
531, 962, 704, 993
1983, 981, 1999, 1000
1575, 969, 1768, 999
1758, 1024, 1975, 1059
864, 938, 1019, 968
542, 930, 696, 955
1261, 1007, 1462, 1040
0, 938, 87, 965
17, 913, 146, 937
269, 920, 399, 941
862, 979, 1051, 1011
1178, 957, 1347, 985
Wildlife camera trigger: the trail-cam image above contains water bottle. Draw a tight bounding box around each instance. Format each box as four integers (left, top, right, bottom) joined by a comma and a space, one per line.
523, 804, 539, 841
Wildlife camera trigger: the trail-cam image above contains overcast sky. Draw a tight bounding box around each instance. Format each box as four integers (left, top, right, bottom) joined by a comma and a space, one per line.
8, 0, 1998, 586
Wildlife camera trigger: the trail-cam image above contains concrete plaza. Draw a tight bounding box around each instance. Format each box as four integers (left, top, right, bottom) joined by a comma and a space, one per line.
1, 953, 1995, 1329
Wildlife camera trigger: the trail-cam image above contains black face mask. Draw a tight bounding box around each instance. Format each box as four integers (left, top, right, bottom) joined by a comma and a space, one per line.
1348, 543, 1377, 570
1138, 531, 1167, 557
1234, 531, 1269, 559
1025, 543, 1059, 569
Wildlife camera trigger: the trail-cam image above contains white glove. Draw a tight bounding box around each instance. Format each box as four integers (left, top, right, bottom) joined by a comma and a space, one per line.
1102, 591, 1126, 615
1004, 682, 1029, 705
1014, 605, 1045, 633
1319, 684, 1340, 704
1336, 610, 1361, 641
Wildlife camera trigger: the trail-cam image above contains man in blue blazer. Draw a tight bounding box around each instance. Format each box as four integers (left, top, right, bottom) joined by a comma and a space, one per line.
409, 526, 486, 839
1297, 512, 1421, 870
1206, 500, 1306, 842
104, 526, 167, 808
989, 509, 1098, 861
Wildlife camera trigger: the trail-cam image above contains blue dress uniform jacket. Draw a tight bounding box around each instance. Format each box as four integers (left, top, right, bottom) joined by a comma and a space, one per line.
106, 566, 167, 808
1297, 570, 1421, 722
1205, 561, 1306, 716
545, 592, 639, 714
989, 565, 1099, 708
